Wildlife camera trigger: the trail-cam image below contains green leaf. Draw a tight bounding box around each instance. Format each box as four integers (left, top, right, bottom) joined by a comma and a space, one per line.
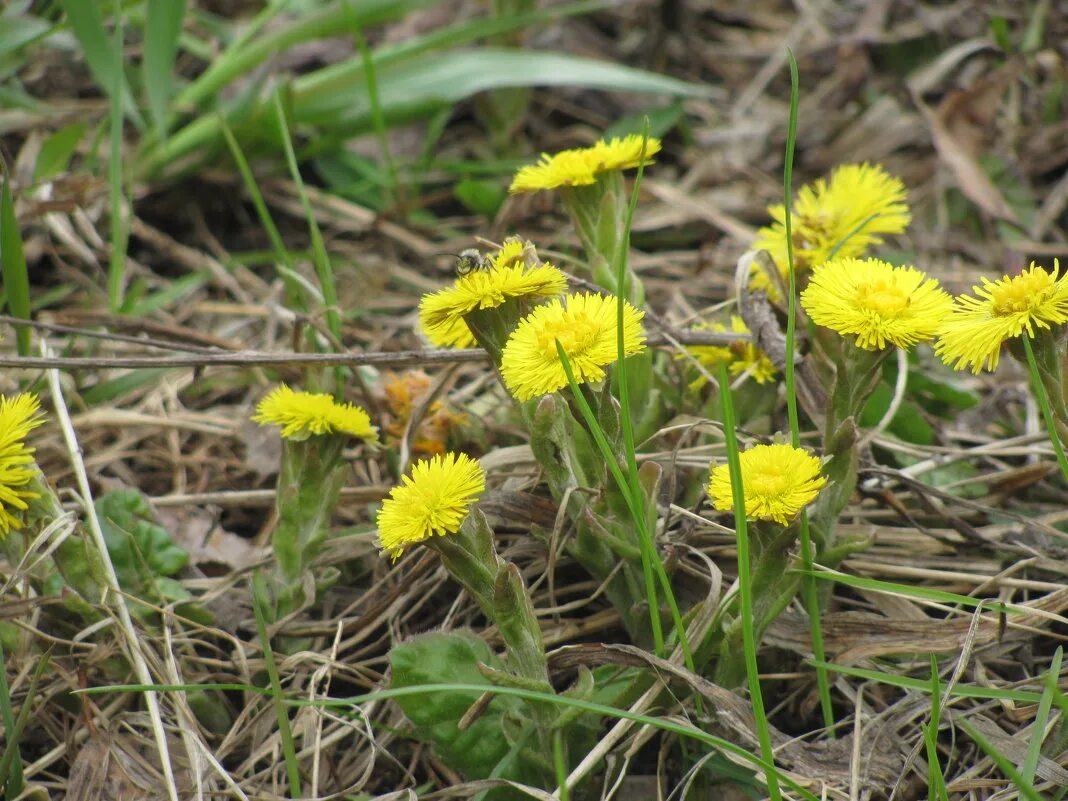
292, 47, 712, 134
860, 380, 934, 445
95, 489, 189, 604
143, 0, 187, 136
603, 101, 686, 140
0, 178, 30, 355
390, 631, 526, 782
34, 122, 87, 182
454, 178, 506, 217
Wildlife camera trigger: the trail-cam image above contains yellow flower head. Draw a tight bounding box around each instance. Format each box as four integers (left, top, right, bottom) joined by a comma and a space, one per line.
936, 261, 1068, 374
500, 292, 647, 401
377, 452, 486, 560
509, 135, 661, 193
252, 385, 378, 442
685, 316, 778, 385
751, 163, 910, 299
800, 258, 953, 350
419, 258, 568, 349
0, 393, 44, 537
708, 443, 826, 526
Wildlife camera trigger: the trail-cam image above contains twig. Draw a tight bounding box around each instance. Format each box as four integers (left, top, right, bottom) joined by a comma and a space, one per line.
0, 331, 749, 371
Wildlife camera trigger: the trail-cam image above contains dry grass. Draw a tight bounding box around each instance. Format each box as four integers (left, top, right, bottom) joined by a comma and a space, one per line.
2, 1, 1067, 799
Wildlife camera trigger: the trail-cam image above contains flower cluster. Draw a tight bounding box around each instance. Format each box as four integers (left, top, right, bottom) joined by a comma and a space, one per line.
751, 163, 910, 300
377, 452, 486, 559
0, 393, 44, 537
801, 257, 953, 350
935, 261, 1068, 374
253, 385, 378, 442
509, 135, 661, 193
708, 443, 826, 526
419, 241, 567, 349
500, 292, 646, 401
685, 316, 777, 385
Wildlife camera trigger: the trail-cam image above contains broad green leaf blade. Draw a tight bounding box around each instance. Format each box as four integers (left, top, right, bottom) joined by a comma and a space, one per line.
0, 13, 51, 59
58, 0, 142, 127
292, 47, 714, 132
143, 0, 187, 136
0, 178, 30, 355
34, 122, 87, 182
390, 631, 526, 781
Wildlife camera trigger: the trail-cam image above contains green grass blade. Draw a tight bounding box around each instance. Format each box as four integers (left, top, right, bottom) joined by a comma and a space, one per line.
716, 362, 781, 801
779, 48, 834, 736
610, 124, 690, 670
107, 18, 128, 312
343, 1, 400, 210
1021, 646, 1062, 783
251, 573, 302, 799
554, 341, 663, 653
957, 717, 1043, 801
807, 661, 1045, 704
0, 648, 50, 798
0, 643, 24, 799
78, 679, 819, 801
273, 94, 342, 346
143, 0, 187, 136
0, 177, 31, 356
175, 0, 430, 112
801, 569, 1061, 620
58, 0, 142, 128
925, 655, 949, 801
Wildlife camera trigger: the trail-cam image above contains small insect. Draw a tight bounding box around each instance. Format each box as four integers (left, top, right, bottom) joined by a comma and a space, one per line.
454, 248, 492, 276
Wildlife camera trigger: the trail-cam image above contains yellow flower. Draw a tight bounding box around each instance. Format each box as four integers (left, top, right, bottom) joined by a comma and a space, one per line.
253, 385, 378, 442
500, 292, 646, 401
800, 258, 953, 350
685, 316, 777, 384
936, 261, 1068, 373
708, 443, 826, 526
509, 135, 661, 193
377, 452, 486, 559
751, 163, 910, 299
0, 393, 44, 537
420, 262, 568, 349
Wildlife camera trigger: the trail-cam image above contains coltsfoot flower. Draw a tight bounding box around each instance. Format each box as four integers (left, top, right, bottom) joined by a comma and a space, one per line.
500, 292, 646, 401
0, 393, 44, 537
419, 257, 567, 349
253, 385, 378, 442
936, 260, 1068, 373
708, 443, 826, 526
377, 452, 486, 559
685, 316, 777, 384
751, 163, 910, 299
801, 257, 952, 350
509, 135, 661, 193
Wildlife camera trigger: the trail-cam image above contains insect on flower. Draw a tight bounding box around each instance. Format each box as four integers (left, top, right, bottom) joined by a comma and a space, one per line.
454, 248, 491, 276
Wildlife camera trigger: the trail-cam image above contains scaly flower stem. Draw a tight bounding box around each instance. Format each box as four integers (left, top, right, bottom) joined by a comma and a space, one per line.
269, 436, 347, 619
1023, 335, 1068, 485
432, 511, 557, 760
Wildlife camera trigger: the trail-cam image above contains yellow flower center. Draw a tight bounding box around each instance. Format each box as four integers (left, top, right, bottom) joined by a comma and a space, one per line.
857, 279, 910, 318
537, 315, 598, 357
990, 271, 1052, 316
747, 470, 791, 498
